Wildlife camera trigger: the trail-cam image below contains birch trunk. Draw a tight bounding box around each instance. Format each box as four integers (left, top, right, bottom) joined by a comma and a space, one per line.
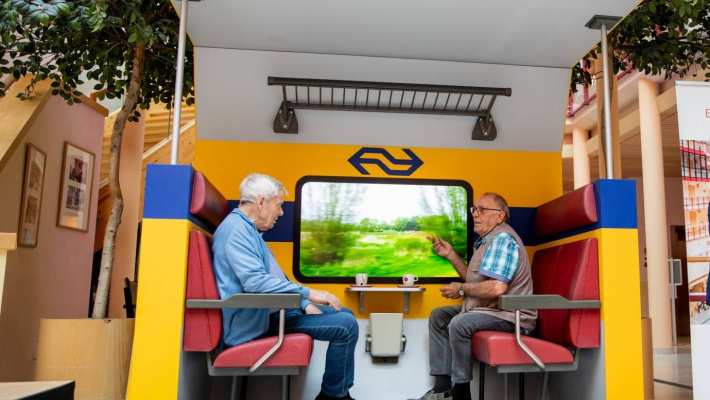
92, 44, 145, 319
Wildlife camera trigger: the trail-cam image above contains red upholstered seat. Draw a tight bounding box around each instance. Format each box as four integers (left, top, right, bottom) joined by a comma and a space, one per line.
534, 183, 597, 238
183, 230, 314, 371
190, 171, 230, 228
471, 238, 599, 366
214, 333, 313, 368
184, 231, 222, 352
472, 331, 574, 366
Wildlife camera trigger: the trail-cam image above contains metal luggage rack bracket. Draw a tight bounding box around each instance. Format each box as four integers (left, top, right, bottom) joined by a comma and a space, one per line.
267, 76, 511, 141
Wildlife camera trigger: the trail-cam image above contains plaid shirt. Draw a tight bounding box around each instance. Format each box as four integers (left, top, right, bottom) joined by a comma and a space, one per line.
474, 231, 520, 283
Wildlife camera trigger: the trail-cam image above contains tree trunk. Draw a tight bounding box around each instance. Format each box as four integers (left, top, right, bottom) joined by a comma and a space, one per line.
91, 44, 145, 319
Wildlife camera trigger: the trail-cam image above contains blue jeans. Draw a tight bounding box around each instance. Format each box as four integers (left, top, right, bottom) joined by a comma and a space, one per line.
267, 306, 358, 398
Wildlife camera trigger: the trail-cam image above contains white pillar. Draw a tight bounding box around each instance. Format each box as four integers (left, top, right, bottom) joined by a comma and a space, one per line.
638, 78, 673, 349
572, 127, 591, 189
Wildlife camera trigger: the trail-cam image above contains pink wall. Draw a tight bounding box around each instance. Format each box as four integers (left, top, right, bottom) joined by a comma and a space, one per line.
0, 96, 103, 380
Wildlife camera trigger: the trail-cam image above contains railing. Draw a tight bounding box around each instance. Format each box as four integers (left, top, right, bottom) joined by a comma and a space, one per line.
94, 119, 196, 252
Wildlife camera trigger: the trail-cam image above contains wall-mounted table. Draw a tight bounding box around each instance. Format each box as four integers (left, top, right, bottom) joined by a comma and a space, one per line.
345, 286, 425, 314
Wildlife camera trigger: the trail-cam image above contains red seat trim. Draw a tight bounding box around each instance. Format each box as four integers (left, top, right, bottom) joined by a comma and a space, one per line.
190, 171, 230, 228
184, 231, 222, 352
472, 331, 574, 366
213, 333, 313, 368
534, 184, 597, 238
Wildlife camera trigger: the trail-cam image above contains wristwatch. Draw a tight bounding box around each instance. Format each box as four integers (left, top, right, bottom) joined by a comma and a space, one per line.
458, 283, 465, 298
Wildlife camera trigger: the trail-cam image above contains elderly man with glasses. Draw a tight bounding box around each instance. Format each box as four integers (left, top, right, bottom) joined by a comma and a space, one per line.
410, 192, 537, 400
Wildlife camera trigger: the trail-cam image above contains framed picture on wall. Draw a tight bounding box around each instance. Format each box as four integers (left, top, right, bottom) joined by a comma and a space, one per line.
18, 144, 47, 248
57, 142, 95, 232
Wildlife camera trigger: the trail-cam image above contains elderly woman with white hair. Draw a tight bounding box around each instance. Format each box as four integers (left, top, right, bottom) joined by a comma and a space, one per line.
212, 173, 358, 400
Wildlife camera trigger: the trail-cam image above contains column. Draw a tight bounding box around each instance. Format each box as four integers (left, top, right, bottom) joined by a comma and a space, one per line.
572, 127, 591, 189
638, 77, 673, 349
594, 55, 622, 178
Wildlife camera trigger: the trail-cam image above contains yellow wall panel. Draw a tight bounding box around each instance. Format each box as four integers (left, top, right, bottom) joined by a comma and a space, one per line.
194, 140, 562, 206
126, 219, 190, 400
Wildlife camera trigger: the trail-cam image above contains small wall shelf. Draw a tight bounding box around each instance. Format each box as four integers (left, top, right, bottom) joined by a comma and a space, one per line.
345, 286, 426, 314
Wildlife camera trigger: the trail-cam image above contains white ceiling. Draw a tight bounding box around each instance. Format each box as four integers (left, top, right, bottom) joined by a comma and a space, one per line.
180, 0, 636, 68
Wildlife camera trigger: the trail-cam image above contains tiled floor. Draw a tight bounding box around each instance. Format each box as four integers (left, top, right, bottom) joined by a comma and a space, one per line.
652, 339, 693, 400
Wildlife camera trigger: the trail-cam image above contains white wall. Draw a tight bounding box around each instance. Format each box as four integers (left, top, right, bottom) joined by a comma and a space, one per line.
195, 48, 570, 152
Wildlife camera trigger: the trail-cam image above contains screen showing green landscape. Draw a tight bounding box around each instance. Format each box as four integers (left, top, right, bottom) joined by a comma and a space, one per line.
296, 179, 470, 280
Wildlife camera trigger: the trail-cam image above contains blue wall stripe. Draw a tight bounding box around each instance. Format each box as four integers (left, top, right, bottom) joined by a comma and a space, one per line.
143, 164, 194, 220
224, 180, 638, 246
141, 169, 637, 246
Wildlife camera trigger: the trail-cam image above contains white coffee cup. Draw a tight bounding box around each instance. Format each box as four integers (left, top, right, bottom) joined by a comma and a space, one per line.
402, 274, 418, 286
355, 273, 368, 286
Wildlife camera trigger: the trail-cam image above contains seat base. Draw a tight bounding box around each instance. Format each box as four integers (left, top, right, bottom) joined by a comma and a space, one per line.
472, 331, 575, 367
207, 354, 303, 377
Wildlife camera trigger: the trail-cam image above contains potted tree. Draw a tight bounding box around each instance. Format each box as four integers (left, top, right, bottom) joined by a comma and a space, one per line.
0, 1, 194, 398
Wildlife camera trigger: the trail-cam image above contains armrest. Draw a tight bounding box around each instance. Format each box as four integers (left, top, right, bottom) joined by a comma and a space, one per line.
500, 294, 600, 311
186, 293, 301, 309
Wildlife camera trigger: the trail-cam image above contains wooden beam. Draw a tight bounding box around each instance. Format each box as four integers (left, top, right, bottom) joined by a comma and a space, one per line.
0, 77, 52, 172
0, 233, 16, 315
0, 233, 16, 251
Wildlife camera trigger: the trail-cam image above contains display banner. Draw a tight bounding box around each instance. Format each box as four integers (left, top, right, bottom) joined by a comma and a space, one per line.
676, 81, 710, 398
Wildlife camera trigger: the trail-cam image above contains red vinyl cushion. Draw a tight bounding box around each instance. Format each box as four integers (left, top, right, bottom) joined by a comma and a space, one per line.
184, 231, 222, 352
471, 238, 600, 367
190, 171, 230, 228
472, 331, 574, 366
531, 238, 600, 349
534, 184, 597, 239
214, 333, 313, 368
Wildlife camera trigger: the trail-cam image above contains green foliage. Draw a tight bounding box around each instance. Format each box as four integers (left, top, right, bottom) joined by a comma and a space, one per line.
300, 231, 459, 278
0, 0, 195, 118
571, 0, 710, 92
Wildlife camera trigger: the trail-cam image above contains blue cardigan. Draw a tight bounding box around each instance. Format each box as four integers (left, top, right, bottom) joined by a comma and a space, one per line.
212, 209, 310, 346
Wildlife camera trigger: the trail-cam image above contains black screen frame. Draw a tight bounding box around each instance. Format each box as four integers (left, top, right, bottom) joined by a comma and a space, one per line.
293, 175, 473, 284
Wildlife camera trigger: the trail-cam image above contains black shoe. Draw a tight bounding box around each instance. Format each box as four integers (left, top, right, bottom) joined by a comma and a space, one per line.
451, 383, 471, 400
315, 391, 355, 400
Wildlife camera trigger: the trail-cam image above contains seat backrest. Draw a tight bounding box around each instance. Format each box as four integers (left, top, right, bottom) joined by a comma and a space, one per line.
531, 238, 599, 349
534, 183, 597, 239
190, 171, 230, 229
184, 230, 222, 352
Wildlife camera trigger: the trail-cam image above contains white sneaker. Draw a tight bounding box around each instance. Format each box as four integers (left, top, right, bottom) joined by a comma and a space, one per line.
407, 389, 452, 400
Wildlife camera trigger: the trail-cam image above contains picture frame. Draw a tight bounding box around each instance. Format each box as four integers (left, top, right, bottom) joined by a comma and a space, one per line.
57, 142, 95, 232
18, 144, 47, 248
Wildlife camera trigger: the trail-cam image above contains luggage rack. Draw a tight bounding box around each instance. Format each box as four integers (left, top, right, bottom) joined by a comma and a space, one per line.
268, 76, 511, 140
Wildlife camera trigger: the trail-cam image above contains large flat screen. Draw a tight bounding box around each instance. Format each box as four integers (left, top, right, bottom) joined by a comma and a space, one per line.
294, 176, 472, 283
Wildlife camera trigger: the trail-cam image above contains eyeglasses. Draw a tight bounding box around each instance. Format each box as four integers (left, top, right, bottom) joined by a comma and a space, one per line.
470, 206, 503, 214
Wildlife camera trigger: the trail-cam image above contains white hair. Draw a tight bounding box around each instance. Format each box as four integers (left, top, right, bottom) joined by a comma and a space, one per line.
239, 173, 287, 204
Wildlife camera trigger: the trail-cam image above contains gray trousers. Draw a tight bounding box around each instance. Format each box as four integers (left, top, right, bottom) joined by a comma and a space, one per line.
428, 306, 514, 384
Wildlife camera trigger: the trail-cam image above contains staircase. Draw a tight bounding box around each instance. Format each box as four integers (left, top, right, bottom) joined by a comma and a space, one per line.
95, 104, 196, 252
99, 104, 196, 183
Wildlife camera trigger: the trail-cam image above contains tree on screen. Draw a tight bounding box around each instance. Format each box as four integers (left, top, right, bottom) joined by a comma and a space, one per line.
418, 187, 467, 258
301, 183, 363, 265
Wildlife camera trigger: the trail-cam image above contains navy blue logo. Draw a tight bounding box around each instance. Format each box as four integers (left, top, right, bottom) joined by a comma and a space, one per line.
348, 147, 423, 176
